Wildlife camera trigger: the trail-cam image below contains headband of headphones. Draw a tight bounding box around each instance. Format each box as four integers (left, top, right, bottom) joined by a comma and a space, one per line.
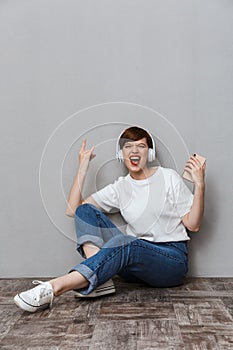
115, 127, 156, 162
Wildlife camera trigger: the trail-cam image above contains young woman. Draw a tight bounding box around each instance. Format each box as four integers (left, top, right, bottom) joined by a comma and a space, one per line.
14, 126, 206, 312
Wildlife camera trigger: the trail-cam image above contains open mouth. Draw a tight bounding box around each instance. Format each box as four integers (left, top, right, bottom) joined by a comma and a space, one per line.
129, 156, 141, 166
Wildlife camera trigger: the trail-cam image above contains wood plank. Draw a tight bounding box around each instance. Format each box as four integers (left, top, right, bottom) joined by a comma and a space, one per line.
136, 319, 184, 345
173, 298, 233, 326
90, 320, 137, 350
99, 301, 175, 320
180, 325, 233, 350
0, 305, 22, 340
59, 323, 95, 349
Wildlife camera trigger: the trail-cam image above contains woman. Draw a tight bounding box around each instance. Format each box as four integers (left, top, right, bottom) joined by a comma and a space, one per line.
14, 126, 206, 312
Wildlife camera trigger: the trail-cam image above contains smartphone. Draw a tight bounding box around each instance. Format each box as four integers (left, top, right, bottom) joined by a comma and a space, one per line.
182, 153, 206, 182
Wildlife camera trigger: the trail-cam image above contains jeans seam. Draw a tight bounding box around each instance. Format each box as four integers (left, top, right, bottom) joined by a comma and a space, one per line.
87, 242, 130, 275
132, 240, 187, 264
87, 239, 186, 279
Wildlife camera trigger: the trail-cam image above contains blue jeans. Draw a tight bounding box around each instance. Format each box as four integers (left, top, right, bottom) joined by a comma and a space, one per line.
70, 204, 188, 295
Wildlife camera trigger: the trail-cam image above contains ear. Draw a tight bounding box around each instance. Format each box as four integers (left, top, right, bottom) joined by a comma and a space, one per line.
117, 149, 124, 162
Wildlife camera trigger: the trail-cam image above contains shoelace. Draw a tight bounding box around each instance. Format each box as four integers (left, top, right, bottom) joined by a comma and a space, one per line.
32, 280, 54, 307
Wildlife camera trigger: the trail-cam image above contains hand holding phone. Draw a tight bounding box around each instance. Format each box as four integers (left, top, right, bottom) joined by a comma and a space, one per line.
182, 153, 206, 183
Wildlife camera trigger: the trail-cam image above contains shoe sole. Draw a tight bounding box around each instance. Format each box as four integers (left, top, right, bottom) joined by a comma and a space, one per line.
75, 285, 116, 298
14, 294, 50, 313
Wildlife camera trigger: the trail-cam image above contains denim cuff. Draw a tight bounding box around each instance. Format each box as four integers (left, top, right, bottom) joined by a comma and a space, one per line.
76, 235, 104, 258
69, 264, 98, 295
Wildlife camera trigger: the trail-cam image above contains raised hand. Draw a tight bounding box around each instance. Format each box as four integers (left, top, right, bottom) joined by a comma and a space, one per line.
184, 155, 206, 186
78, 139, 96, 170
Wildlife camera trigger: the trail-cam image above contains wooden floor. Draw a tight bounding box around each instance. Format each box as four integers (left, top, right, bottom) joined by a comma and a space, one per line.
1, 277, 233, 349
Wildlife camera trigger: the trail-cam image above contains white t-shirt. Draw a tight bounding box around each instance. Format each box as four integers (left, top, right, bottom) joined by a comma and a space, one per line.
92, 166, 194, 243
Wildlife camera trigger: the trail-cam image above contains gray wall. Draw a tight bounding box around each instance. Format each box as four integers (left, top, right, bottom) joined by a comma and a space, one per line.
0, 0, 232, 277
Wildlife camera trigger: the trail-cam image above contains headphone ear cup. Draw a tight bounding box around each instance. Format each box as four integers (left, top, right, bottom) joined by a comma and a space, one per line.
148, 148, 156, 162
117, 149, 123, 162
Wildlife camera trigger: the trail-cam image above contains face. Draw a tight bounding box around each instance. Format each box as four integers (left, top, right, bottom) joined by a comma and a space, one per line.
122, 137, 149, 173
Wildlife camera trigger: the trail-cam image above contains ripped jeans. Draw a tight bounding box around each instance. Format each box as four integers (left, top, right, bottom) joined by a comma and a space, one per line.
69, 204, 188, 294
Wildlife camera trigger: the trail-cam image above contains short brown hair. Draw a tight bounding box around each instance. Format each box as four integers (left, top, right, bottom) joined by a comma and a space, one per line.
119, 126, 153, 149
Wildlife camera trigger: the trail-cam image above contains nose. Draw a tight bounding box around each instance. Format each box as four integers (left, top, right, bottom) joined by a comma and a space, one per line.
131, 146, 138, 153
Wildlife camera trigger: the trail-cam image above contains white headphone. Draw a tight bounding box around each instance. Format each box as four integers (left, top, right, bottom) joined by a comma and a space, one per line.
116, 128, 156, 162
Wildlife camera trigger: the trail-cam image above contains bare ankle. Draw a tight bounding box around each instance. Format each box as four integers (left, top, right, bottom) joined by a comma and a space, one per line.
49, 280, 59, 297
83, 243, 100, 258
49, 272, 89, 297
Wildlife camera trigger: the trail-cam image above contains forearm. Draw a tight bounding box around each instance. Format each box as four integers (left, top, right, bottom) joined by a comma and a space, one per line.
65, 167, 87, 217
187, 182, 205, 232
66, 139, 95, 217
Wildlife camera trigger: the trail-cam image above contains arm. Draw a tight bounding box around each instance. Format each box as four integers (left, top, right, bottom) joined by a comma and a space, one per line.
181, 155, 206, 232
65, 139, 98, 217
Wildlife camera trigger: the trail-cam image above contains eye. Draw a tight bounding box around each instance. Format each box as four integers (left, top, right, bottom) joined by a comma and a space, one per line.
124, 145, 132, 149
138, 145, 146, 149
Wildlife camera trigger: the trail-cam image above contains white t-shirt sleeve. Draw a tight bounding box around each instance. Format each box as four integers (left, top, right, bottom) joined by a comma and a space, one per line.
91, 181, 120, 213
171, 170, 194, 218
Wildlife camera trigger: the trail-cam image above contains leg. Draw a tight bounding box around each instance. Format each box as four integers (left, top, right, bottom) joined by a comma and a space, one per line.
50, 271, 89, 296
13, 205, 121, 312
74, 204, 121, 296
70, 237, 188, 295
14, 239, 187, 312
118, 241, 189, 287
74, 203, 124, 258
13, 271, 90, 313
83, 243, 100, 258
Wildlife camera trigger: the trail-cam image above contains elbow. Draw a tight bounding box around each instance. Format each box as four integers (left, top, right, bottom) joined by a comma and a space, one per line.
65, 205, 77, 218
66, 202, 83, 217
65, 210, 74, 218
189, 226, 200, 233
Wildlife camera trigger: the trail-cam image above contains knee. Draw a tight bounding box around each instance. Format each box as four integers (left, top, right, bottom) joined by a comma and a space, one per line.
75, 203, 94, 218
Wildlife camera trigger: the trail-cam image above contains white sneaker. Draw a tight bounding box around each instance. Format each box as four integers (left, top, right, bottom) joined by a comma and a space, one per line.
75, 279, 115, 298
14, 280, 54, 313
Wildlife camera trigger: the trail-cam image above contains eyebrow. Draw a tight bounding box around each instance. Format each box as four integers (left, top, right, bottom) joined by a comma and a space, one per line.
124, 142, 147, 146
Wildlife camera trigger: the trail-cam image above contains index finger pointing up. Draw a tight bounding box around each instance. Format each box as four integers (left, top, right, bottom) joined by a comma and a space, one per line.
80, 138, 87, 152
